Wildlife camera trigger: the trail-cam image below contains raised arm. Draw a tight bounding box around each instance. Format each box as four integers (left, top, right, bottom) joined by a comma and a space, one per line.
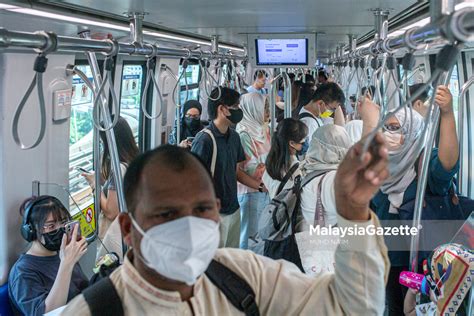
436, 85, 459, 171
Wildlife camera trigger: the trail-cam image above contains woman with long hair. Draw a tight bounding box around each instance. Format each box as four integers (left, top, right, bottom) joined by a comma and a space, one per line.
262, 118, 308, 199
82, 116, 139, 259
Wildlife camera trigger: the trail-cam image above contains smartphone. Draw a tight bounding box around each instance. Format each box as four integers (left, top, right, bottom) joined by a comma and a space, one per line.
76, 167, 91, 174
65, 221, 81, 243
186, 137, 195, 142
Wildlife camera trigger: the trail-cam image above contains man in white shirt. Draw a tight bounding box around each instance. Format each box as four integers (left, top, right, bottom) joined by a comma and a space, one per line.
246, 70, 267, 94
62, 137, 390, 316
298, 83, 346, 142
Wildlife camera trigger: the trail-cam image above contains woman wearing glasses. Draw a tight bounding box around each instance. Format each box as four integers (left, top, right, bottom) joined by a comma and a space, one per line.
8, 195, 88, 315
168, 100, 206, 148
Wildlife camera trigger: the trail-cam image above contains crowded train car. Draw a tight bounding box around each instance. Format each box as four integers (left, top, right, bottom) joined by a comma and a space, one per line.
1, 0, 473, 315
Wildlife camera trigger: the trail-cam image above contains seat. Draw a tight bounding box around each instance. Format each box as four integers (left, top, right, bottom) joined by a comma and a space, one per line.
0, 282, 14, 316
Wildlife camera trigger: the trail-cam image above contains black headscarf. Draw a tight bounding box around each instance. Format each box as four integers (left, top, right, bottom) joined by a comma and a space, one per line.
180, 100, 204, 141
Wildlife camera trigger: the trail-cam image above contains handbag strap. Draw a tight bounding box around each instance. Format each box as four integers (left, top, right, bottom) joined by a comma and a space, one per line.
202, 129, 217, 177
276, 163, 300, 195
314, 173, 329, 227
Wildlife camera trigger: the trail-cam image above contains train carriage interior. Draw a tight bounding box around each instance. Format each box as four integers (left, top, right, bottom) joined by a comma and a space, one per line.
0, 0, 473, 315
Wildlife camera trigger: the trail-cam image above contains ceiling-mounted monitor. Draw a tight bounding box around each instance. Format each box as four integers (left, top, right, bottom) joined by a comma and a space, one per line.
247, 33, 316, 68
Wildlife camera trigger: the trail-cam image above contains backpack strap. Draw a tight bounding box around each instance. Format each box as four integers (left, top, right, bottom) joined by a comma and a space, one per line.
314, 173, 329, 226
276, 163, 300, 195
202, 129, 217, 177
205, 260, 260, 316
298, 112, 322, 127
300, 170, 330, 188
83, 277, 124, 316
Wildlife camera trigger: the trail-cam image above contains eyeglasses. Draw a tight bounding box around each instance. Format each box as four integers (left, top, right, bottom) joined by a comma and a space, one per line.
185, 114, 200, 119
42, 219, 68, 232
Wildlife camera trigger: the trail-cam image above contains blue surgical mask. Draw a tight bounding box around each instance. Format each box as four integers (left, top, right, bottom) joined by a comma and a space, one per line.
298, 139, 310, 156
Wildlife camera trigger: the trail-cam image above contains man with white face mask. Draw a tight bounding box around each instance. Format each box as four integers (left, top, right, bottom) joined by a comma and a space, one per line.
62, 141, 390, 315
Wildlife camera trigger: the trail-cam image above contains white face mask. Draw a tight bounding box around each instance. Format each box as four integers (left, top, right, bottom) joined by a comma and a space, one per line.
383, 131, 403, 151
131, 215, 220, 285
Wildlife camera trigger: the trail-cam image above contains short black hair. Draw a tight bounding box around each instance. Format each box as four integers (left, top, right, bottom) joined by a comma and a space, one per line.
124, 145, 214, 214
311, 82, 345, 105
318, 71, 327, 80
409, 83, 430, 103
305, 74, 315, 83
207, 87, 240, 120
349, 95, 356, 102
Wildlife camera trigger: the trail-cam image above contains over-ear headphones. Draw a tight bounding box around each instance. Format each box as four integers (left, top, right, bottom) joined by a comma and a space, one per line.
20, 196, 55, 242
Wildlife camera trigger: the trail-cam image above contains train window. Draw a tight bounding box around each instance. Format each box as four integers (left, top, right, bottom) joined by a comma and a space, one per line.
69, 65, 94, 209
119, 63, 144, 146
178, 62, 201, 104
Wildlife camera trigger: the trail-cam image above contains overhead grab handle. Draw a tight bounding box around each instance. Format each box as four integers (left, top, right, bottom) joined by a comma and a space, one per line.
12, 31, 57, 150
141, 49, 164, 120
92, 55, 119, 132
200, 58, 222, 101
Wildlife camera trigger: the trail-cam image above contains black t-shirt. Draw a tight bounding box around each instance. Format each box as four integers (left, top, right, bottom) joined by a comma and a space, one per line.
8, 254, 89, 315
191, 121, 245, 215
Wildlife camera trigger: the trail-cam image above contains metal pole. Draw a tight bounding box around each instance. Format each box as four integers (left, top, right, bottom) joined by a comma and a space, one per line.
373, 9, 390, 41
269, 74, 282, 138
128, 12, 145, 45
0, 28, 245, 60
430, 0, 455, 21
458, 76, 474, 196
211, 35, 219, 54
79, 30, 128, 215
282, 72, 292, 119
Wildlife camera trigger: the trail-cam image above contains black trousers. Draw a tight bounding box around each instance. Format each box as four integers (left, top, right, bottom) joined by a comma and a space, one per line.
386, 266, 409, 316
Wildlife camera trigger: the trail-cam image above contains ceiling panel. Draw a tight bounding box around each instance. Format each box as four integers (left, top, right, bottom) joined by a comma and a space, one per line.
3, 0, 419, 53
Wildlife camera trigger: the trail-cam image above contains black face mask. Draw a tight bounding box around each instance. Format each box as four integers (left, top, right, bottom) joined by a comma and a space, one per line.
226, 108, 244, 124
184, 117, 201, 132
41, 227, 65, 251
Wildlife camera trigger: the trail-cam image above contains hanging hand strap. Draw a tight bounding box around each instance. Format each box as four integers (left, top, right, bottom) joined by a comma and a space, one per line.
141, 55, 164, 119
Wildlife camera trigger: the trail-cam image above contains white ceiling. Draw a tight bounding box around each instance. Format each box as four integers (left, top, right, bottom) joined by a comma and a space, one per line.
1, 0, 419, 53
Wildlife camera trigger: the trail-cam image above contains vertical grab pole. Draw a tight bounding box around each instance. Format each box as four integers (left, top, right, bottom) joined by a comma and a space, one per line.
79, 30, 128, 214
282, 72, 292, 118
269, 74, 282, 138
457, 76, 474, 196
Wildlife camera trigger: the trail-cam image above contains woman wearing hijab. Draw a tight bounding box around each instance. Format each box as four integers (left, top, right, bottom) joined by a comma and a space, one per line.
344, 119, 363, 145
236, 92, 271, 249
359, 85, 459, 316
299, 124, 352, 226
168, 100, 205, 148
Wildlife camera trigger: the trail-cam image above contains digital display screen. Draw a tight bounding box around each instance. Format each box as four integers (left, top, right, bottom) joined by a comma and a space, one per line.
255, 39, 308, 66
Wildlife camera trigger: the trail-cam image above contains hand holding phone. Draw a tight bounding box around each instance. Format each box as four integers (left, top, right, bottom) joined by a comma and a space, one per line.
65, 221, 81, 244
76, 167, 91, 174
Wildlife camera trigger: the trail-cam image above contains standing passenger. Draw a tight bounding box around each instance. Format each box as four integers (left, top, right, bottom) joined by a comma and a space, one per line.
360, 86, 459, 316
298, 83, 346, 145
9, 196, 88, 315
82, 116, 139, 260
192, 87, 262, 248
246, 70, 267, 94
168, 100, 205, 148
236, 92, 271, 249
262, 118, 308, 199
62, 139, 391, 315
299, 125, 352, 226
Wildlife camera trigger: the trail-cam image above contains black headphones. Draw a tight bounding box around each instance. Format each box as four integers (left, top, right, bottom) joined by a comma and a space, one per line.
20, 196, 56, 242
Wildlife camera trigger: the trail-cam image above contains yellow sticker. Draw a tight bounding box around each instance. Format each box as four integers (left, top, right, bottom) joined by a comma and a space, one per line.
72, 203, 96, 238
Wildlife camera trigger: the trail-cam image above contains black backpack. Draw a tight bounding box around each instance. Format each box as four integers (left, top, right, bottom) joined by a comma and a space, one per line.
82, 259, 260, 316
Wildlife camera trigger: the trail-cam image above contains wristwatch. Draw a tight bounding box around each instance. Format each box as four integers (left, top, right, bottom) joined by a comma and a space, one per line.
258, 182, 264, 192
